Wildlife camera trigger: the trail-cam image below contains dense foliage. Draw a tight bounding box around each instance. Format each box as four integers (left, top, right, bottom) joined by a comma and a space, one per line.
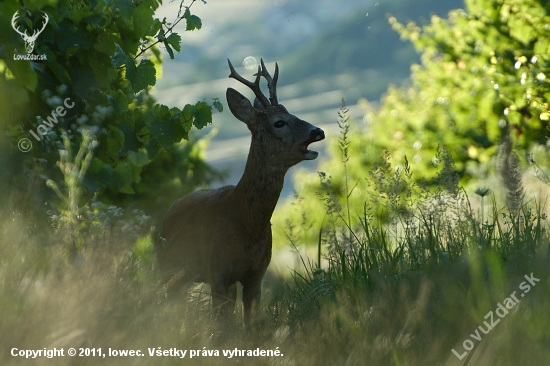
379, 0, 550, 176
0, 0, 222, 214
274, 0, 550, 245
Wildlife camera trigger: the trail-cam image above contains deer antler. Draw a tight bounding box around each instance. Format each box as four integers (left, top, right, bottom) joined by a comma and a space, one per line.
227, 59, 271, 108
11, 11, 27, 38
31, 12, 49, 39
255, 59, 279, 106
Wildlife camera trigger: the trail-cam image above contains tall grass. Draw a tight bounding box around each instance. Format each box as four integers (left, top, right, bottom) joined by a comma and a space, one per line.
1, 123, 550, 366
265, 120, 550, 365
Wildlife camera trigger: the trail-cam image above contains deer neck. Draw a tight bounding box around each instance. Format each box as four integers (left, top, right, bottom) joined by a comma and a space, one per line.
232, 141, 287, 238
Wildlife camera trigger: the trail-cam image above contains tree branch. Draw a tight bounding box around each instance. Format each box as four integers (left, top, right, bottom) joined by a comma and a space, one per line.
134, 0, 198, 60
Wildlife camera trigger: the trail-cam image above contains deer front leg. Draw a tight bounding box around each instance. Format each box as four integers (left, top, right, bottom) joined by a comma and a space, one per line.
242, 277, 263, 329
211, 281, 237, 320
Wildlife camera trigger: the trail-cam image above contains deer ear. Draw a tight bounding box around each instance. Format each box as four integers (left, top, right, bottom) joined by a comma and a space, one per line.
226, 88, 257, 125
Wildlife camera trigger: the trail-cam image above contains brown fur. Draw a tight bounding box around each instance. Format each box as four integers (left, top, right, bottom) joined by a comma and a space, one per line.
157, 64, 324, 327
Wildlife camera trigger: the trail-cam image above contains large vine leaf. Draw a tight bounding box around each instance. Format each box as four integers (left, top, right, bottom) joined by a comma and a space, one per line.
126, 59, 157, 93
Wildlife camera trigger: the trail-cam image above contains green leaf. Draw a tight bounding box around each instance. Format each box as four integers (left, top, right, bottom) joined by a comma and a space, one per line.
107, 89, 129, 114
0, 80, 29, 120
89, 50, 111, 90
478, 91, 495, 120
169, 107, 182, 119
151, 19, 163, 37
169, 107, 186, 137
94, 35, 116, 55
164, 41, 174, 59
111, 44, 127, 67
184, 7, 202, 31
150, 119, 184, 148
11, 60, 38, 91
126, 59, 157, 93
166, 33, 181, 52
534, 39, 549, 55
84, 158, 113, 192
157, 28, 166, 42
508, 17, 533, 44
153, 104, 171, 120
84, 12, 104, 26
192, 101, 212, 129
182, 104, 193, 132
163, 33, 182, 59
127, 148, 149, 168
115, 0, 134, 17
182, 104, 193, 121
57, 22, 93, 51
107, 126, 125, 160
212, 98, 223, 113
117, 118, 141, 152
133, 5, 155, 37
117, 20, 140, 55
114, 162, 135, 194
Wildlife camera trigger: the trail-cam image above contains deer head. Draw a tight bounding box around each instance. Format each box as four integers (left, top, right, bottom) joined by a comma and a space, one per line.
11, 11, 49, 54
227, 59, 325, 171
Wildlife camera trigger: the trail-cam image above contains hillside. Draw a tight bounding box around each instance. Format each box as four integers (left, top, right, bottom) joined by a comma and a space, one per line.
153, 0, 465, 192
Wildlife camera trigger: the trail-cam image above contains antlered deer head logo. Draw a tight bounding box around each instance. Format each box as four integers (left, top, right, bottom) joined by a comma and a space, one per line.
11, 11, 49, 54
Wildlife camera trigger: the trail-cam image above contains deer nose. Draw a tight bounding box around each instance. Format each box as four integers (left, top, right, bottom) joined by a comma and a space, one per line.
311, 128, 325, 141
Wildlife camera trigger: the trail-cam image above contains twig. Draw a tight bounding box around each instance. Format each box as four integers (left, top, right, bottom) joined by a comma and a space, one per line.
134, 0, 198, 59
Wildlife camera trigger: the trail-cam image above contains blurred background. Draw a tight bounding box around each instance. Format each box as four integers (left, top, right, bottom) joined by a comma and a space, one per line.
152, 0, 463, 196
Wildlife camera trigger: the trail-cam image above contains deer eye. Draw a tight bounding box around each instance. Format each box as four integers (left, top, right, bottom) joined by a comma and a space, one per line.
274, 120, 286, 128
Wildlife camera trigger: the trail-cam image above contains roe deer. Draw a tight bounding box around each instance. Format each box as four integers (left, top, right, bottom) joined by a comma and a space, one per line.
157, 59, 325, 327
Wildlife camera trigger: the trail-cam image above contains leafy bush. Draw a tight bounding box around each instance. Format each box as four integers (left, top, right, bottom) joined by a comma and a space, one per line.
273, 0, 550, 246
0, 0, 222, 217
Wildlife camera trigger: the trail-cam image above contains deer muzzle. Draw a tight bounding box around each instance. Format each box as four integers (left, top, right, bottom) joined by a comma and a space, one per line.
299, 128, 325, 160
